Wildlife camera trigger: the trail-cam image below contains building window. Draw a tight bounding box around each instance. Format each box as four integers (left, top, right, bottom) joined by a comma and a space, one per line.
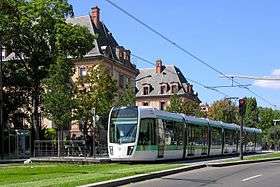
171, 84, 178, 94
143, 102, 149, 106
119, 74, 125, 88
143, 86, 149, 95
79, 67, 87, 77
160, 85, 166, 94
160, 101, 166, 110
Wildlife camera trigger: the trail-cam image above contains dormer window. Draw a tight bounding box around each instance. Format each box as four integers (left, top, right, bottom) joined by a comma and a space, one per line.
171, 84, 178, 94
160, 85, 167, 94
143, 86, 150, 95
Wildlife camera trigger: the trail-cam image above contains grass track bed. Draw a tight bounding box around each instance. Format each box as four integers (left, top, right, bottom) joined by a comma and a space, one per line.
0, 163, 182, 187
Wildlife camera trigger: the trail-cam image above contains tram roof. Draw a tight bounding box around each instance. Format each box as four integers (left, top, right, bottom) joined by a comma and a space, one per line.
135, 107, 262, 133
221, 122, 239, 130
183, 115, 209, 126
138, 106, 185, 122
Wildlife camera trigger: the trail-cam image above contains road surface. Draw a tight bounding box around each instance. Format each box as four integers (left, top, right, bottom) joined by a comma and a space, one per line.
124, 160, 280, 187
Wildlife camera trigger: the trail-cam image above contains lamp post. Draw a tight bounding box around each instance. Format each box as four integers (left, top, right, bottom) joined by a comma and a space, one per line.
91, 108, 96, 157
0, 45, 4, 159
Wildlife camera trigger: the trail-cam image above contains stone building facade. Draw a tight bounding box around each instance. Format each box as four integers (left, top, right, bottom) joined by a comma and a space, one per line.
136, 59, 200, 110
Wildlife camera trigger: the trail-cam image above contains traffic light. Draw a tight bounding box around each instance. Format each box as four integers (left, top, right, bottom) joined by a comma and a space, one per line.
239, 98, 246, 116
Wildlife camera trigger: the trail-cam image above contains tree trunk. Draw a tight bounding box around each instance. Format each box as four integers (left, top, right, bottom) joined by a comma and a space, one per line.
32, 85, 40, 140
57, 128, 61, 157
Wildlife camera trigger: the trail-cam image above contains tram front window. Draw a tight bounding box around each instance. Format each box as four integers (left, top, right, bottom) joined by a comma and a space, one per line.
109, 107, 138, 144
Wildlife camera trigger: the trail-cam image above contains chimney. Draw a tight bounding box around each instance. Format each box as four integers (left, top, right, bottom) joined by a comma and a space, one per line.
155, 59, 163, 73
91, 6, 100, 29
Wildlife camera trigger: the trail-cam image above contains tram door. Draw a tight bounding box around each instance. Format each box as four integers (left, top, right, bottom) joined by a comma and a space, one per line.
187, 125, 195, 156
156, 119, 164, 158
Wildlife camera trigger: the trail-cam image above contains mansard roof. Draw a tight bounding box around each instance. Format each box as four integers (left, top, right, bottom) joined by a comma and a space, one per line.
136, 64, 201, 102
66, 15, 119, 59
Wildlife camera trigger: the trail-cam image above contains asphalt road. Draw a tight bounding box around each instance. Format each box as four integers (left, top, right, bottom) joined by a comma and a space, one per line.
124, 160, 280, 187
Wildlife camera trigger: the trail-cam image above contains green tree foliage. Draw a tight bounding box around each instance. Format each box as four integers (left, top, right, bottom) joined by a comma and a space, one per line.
115, 86, 136, 107
167, 94, 183, 113
2, 60, 32, 128
167, 94, 203, 117
74, 64, 117, 133
258, 107, 280, 145
208, 99, 239, 123
42, 56, 75, 130
258, 107, 277, 133
0, 0, 95, 139
267, 125, 280, 150
244, 97, 259, 127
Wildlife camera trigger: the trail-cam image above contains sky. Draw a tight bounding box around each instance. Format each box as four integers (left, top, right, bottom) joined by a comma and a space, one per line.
69, 0, 280, 109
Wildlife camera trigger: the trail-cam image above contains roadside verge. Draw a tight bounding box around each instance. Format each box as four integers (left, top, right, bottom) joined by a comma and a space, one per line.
79, 154, 280, 187
207, 157, 280, 167
79, 164, 206, 187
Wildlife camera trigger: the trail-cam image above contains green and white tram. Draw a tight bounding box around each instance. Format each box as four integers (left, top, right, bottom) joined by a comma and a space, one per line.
108, 106, 262, 161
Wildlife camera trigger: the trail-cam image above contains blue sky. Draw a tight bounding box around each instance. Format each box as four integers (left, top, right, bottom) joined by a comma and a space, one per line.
69, 0, 280, 109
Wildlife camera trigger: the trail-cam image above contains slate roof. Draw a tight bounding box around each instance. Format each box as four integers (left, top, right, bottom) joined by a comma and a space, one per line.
66, 15, 120, 60
136, 65, 200, 102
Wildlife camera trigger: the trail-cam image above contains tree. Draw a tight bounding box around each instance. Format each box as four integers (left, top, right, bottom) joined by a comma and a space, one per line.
181, 100, 204, 117
244, 97, 258, 127
167, 94, 203, 117
2, 60, 32, 128
267, 125, 280, 150
167, 94, 183, 113
0, 0, 95, 139
208, 99, 239, 123
42, 56, 76, 155
74, 64, 117, 135
258, 107, 280, 145
115, 85, 136, 107
258, 107, 275, 133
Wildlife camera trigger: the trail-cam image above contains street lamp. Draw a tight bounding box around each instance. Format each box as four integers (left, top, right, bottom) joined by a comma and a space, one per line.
0, 45, 4, 159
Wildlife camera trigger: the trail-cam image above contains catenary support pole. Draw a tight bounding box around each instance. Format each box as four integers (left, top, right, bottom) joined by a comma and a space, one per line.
240, 115, 244, 160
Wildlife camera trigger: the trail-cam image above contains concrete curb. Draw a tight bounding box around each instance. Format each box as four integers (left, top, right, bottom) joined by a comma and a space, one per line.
79, 164, 206, 187
31, 157, 110, 163
207, 157, 280, 167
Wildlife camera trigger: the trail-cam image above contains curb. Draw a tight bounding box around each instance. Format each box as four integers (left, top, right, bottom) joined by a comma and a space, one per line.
207, 157, 280, 167
79, 164, 206, 187
31, 157, 110, 164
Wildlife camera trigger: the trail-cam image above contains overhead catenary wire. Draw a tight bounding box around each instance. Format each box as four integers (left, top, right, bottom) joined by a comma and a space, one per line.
105, 0, 278, 109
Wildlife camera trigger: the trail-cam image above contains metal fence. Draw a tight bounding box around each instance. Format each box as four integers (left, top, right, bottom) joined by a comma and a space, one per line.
34, 140, 108, 158
2, 129, 31, 159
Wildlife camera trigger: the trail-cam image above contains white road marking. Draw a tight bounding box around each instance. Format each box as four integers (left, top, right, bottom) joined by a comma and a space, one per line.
242, 174, 262, 182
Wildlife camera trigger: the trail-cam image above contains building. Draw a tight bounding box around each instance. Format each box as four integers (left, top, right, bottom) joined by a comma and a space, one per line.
42, 6, 139, 132
68, 6, 138, 91
136, 59, 200, 110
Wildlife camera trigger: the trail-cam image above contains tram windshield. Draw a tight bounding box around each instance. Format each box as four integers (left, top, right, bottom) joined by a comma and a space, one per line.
109, 107, 138, 144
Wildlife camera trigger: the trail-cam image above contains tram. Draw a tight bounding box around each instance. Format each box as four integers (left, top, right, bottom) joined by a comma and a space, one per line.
108, 106, 262, 161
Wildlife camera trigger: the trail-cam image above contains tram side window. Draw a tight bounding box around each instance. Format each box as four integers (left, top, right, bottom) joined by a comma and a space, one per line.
193, 125, 202, 145
174, 122, 184, 145
138, 118, 156, 145
211, 127, 222, 146
224, 130, 234, 146
163, 120, 174, 145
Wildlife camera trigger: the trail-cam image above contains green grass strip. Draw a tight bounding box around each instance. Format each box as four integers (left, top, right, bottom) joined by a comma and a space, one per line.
0, 162, 183, 187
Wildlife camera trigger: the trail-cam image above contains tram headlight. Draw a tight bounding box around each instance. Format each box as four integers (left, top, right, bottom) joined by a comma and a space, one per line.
109, 146, 113, 155
127, 146, 134, 155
